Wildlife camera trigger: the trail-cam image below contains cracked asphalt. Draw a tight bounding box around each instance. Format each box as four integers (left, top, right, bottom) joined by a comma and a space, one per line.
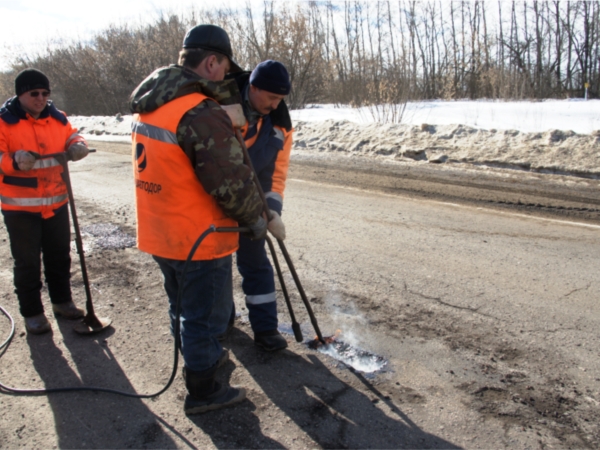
0, 142, 599, 449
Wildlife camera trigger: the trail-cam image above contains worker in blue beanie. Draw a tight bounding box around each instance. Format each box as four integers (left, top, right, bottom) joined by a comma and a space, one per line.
223, 60, 293, 351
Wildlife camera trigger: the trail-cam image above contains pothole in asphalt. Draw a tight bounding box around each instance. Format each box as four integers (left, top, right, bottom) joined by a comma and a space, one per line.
80, 223, 136, 250
278, 322, 389, 376
312, 338, 389, 376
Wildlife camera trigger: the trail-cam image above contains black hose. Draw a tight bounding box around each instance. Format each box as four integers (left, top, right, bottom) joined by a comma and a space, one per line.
0, 225, 246, 397
0, 305, 15, 359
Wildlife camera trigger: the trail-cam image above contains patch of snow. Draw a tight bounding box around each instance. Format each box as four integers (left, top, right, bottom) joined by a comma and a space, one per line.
290, 99, 600, 134
69, 100, 600, 178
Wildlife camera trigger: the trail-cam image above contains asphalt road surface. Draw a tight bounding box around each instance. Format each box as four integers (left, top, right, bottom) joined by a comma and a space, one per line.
0, 141, 599, 449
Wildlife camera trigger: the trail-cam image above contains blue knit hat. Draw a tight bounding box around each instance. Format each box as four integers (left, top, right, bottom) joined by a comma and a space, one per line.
249, 60, 290, 95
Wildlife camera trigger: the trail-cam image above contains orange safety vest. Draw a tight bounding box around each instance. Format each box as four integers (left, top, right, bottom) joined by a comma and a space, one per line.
240, 117, 292, 205
132, 93, 238, 261
0, 111, 83, 218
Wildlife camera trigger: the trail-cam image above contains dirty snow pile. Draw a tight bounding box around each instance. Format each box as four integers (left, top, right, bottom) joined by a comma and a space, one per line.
70, 99, 600, 178
293, 121, 600, 177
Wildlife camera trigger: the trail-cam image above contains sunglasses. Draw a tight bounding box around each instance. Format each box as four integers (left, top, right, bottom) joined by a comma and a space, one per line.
29, 90, 51, 98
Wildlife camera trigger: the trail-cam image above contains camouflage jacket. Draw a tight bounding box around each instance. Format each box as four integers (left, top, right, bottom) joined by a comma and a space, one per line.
129, 65, 263, 226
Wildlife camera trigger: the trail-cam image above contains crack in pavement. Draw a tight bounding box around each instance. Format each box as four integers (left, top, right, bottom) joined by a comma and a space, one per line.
526, 327, 580, 334
564, 282, 592, 297
404, 282, 500, 320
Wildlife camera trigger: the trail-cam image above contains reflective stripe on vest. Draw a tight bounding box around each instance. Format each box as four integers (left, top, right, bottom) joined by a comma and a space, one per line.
67, 131, 82, 142
0, 194, 68, 207
32, 158, 61, 169
132, 122, 178, 145
0, 151, 60, 170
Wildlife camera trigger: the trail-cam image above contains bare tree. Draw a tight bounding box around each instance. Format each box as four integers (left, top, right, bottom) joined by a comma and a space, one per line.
3, 1, 598, 117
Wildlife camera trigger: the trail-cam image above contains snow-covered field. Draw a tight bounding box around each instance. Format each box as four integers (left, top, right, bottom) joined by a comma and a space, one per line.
70, 100, 600, 178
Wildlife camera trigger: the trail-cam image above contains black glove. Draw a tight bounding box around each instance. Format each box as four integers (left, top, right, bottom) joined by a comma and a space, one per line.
245, 216, 267, 240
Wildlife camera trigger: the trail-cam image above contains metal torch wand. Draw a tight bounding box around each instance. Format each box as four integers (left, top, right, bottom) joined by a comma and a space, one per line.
34, 150, 111, 334
235, 130, 326, 345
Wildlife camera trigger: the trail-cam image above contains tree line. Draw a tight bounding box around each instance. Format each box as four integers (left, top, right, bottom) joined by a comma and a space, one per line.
0, 1, 598, 117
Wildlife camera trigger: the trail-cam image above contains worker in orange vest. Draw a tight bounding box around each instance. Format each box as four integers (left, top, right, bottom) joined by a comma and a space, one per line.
0, 69, 90, 334
130, 24, 267, 414
225, 61, 292, 351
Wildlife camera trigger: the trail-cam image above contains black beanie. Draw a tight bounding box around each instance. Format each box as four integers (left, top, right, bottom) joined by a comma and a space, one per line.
15, 69, 50, 96
249, 60, 290, 95
183, 24, 242, 73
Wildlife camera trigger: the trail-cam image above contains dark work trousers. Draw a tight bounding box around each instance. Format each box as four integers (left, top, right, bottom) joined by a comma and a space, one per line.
236, 235, 278, 334
3, 206, 72, 318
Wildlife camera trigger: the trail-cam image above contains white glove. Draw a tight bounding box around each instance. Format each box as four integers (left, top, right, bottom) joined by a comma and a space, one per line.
267, 210, 286, 241
14, 150, 36, 171
67, 142, 89, 161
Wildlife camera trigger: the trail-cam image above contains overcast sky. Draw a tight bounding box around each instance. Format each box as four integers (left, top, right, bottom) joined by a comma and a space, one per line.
0, 0, 265, 71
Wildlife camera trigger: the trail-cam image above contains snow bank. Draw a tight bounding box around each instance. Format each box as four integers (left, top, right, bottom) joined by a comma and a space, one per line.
69, 100, 600, 178
70, 114, 132, 141
294, 121, 600, 178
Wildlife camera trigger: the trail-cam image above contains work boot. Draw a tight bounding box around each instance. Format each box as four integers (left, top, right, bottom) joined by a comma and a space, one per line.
25, 314, 51, 335
254, 330, 288, 352
52, 301, 84, 319
183, 366, 246, 415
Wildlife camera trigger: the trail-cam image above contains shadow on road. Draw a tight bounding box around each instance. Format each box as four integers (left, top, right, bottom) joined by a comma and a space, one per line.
187, 388, 285, 449
225, 329, 461, 449
23, 318, 177, 449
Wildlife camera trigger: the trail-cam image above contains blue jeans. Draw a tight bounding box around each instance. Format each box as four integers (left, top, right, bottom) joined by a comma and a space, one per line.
153, 254, 233, 372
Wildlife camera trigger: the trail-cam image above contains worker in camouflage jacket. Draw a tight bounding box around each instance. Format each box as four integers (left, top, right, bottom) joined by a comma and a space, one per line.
224, 60, 293, 352
129, 24, 266, 415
